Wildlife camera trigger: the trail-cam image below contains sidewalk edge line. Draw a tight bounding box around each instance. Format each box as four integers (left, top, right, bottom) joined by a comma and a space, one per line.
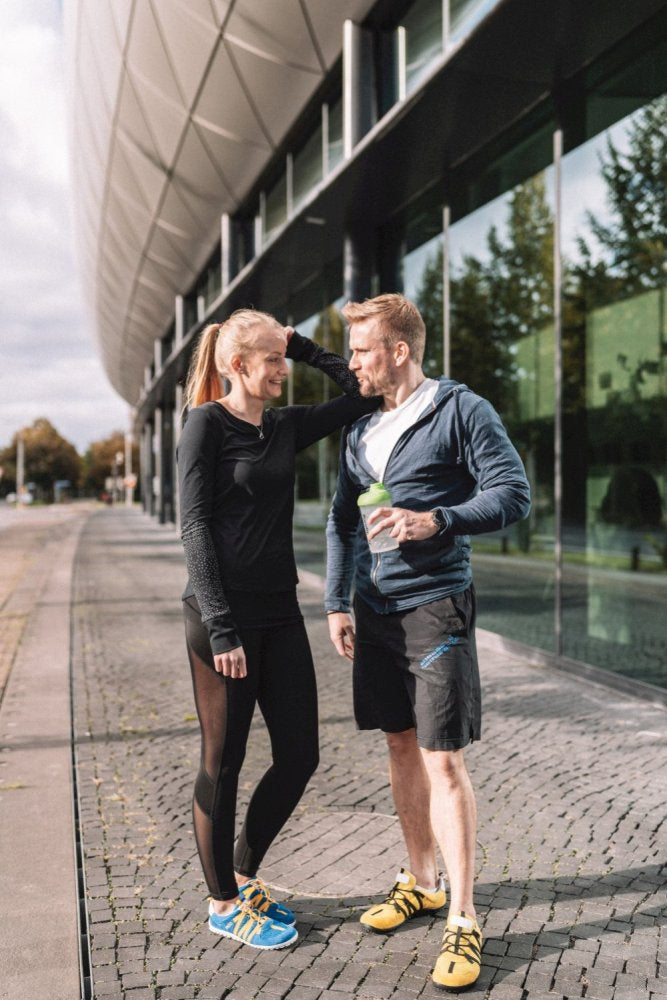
69, 511, 95, 1000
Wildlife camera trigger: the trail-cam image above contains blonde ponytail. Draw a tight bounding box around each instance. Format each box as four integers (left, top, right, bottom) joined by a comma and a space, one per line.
183, 324, 223, 410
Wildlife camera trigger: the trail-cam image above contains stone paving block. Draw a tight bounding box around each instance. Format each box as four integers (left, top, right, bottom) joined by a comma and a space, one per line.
280, 987, 322, 1000
583, 987, 614, 1000
94, 984, 124, 997
118, 959, 146, 975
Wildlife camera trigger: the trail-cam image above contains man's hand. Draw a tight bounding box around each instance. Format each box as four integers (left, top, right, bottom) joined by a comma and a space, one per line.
367, 506, 439, 544
328, 612, 355, 661
213, 645, 247, 678
283, 325, 295, 344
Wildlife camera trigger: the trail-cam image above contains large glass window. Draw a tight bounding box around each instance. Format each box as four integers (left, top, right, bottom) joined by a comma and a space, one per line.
264, 172, 287, 245
402, 122, 556, 652
326, 98, 344, 174
402, 0, 443, 94
183, 292, 197, 334
449, 0, 499, 47
162, 323, 175, 361
448, 165, 556, 651
397, 44, 666, 690
292, 123, 323, 213
401, 208, 444, 377
231, 216, 255, 277
559, 92, 666, 687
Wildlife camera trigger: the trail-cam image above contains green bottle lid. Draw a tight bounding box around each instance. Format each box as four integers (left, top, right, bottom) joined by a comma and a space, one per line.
357, 482, 392, 507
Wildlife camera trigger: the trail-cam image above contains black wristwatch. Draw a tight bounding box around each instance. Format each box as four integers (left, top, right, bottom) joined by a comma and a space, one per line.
431, 508, 447, 532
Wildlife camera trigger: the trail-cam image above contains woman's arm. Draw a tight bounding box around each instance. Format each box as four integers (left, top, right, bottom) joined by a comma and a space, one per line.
286, 330, 362, 397
177, 407, 241, 655
285, 330, 380, 451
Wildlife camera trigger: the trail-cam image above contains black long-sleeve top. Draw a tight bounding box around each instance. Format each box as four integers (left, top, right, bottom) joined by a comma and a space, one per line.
177, 331, 378, 654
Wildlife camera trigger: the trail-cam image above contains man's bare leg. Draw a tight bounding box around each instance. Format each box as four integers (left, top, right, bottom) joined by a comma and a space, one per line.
386, 728, 438, 888
420, 747, 477, 918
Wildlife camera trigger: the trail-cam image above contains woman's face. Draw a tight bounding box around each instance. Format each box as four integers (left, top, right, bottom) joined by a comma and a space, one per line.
238, 327, 289, 400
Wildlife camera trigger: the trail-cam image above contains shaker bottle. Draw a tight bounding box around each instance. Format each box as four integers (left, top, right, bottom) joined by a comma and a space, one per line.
357, 483, 399, 553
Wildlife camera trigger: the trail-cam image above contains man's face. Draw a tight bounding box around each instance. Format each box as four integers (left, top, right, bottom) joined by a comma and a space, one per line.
348, 318, 397, 397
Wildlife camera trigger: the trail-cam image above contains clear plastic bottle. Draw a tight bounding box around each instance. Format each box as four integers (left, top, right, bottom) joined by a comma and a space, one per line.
357, 482, 399, 553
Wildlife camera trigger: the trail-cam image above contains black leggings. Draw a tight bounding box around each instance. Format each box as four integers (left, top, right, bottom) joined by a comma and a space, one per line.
183, 601, 319, 900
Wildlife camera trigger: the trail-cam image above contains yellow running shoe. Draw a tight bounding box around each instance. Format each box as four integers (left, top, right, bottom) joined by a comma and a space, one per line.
360, 868, 446, 933
432, 911, 482, 991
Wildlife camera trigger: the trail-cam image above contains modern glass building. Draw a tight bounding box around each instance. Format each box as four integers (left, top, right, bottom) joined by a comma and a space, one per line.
65, 0, 666, 695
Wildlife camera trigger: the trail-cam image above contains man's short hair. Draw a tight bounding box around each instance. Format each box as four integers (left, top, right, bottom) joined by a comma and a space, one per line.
342, 293, 426, 364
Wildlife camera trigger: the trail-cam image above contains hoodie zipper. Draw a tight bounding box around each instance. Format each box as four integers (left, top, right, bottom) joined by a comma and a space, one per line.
355, 384, 466, 600
371, 551, 382, 593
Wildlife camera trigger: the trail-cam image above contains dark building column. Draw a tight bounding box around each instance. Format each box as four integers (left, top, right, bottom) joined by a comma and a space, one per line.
173, 385, 184, 529
342, 229, 376, 356
342, 19, 375, 156
159, 404, 174, 524
153, 408, 163, 520
141, 420, 154, 517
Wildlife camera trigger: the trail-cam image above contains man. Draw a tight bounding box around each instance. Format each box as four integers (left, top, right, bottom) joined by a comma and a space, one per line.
325, 293, 530, 991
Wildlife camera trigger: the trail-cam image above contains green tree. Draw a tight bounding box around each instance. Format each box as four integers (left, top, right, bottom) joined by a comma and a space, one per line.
82, 431, 139, 496
0, 419, 82, 501
576, 95, 667, 300
416, 175, 554, 418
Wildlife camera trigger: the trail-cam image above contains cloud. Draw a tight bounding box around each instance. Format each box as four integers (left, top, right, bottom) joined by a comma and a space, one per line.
0, 0, 127, 453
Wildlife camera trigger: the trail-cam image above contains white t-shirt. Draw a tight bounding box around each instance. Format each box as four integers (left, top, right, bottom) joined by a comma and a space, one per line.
356, 379, 439, 483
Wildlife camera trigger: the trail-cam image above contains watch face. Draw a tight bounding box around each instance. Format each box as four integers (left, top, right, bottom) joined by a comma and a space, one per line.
433, 509, 446, 530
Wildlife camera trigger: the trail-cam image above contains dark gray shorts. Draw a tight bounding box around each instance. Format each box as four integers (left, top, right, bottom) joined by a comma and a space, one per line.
352, 587, 481, 751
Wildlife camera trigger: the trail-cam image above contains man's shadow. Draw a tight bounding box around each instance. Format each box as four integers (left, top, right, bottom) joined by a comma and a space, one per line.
280, 863, 664, 994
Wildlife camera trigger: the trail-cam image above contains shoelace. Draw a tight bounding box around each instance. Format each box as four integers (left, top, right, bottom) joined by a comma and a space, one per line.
245, 877, 277, 909
441, 923, 481, 963
385, 882, 426, 918
232, 900, 272, 940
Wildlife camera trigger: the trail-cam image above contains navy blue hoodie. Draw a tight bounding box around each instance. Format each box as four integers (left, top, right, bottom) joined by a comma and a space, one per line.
325, 378, 531, 614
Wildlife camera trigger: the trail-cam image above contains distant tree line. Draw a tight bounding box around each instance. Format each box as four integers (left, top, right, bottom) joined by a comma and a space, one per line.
0, 420, 139, 502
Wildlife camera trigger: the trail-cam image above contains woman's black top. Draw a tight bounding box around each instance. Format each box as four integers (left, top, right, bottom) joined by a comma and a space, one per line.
177, 331, 378, 654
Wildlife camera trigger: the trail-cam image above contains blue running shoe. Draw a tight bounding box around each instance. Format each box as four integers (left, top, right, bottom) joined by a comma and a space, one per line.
238, 878, 296, 926
208, 901, 298, 949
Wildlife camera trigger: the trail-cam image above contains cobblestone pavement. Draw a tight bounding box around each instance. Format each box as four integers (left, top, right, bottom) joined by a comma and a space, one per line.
72, 508, 666, 1000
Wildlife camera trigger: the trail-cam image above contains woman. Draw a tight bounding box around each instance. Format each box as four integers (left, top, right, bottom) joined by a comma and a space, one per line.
178, 308, 377, 950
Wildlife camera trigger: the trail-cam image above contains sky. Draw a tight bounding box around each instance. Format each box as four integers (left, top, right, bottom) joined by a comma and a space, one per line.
0, 0, 128, 455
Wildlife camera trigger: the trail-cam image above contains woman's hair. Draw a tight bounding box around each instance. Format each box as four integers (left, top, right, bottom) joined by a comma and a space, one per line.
183, 309, 283, 409
342, 293, 426, 364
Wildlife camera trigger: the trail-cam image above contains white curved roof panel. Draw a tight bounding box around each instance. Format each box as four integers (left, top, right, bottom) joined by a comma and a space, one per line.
65, 0, 375, 403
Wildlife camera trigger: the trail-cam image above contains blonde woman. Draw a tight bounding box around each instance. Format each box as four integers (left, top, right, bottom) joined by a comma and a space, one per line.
177, 309, 377, 950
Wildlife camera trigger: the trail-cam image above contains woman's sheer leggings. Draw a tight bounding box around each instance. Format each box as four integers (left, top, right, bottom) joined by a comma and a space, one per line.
183, 601, 319, 900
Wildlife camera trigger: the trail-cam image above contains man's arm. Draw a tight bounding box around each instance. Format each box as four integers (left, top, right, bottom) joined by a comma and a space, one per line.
441, 396, 531, 534
325, 434, 361, 657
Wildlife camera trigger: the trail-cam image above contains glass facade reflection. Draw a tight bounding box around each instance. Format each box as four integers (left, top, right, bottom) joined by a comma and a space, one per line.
264, 173, 288, 244
558, 96, 667, 687
449, 0, 499, 45
293, 124, 324, 213
398, 57, 666, 687
402, 0, 443, 93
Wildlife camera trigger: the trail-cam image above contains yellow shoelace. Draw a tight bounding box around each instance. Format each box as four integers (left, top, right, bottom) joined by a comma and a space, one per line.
231, 900, 271, 941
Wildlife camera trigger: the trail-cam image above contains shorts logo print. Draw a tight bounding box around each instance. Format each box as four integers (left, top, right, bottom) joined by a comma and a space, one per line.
420, 636, 461, 669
